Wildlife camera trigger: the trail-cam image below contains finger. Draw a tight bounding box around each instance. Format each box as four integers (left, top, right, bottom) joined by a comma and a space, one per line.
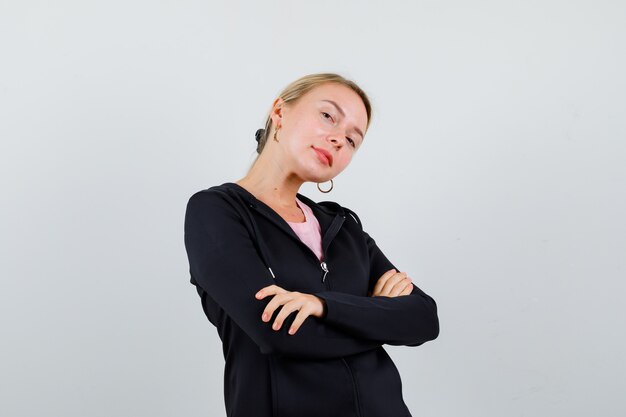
388, 278, 406, 297
371, 270, 400, 297
255, 284, 286, 300
261, 292, 291, 322
400, 283, 414, 296
271, 297, 303, 331
372, 269, 398, 295
389, 278, 412, 297
372, 269, 396, 293
288, 305, 314, 335
255, 286, 272, 299
380, 272, 407, 296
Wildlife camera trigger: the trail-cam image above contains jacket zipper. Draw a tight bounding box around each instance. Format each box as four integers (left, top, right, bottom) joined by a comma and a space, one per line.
290, 225, 340, 286
241, 195, 362, 416
223, 184, 349, 286
284, 235, 332, 286
248, 201, 345, 287
320, 261, 329, 283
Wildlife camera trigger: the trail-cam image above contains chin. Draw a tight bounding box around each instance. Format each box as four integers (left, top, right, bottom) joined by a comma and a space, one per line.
302, 168, 332, 184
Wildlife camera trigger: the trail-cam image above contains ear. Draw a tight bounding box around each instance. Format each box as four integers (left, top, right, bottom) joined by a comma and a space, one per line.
270, 97, 285, 127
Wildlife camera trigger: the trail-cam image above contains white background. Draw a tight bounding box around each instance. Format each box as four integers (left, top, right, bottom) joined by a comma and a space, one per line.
1, 1, 625, 416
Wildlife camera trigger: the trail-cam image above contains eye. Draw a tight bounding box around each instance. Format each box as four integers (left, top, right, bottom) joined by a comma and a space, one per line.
347, 137, 355, 147
321, 112, 334, 122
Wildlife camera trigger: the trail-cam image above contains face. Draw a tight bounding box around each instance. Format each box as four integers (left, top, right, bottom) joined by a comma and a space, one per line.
269, 82, 369, 183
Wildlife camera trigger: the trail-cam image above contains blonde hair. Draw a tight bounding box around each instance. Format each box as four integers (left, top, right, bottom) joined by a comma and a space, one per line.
254, 73, 372, 156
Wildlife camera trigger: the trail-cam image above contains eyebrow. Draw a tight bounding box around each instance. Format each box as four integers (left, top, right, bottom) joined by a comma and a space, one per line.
320, 99, 364, 140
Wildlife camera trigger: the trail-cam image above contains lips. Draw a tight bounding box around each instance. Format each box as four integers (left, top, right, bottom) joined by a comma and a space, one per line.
312, 146, 333, 166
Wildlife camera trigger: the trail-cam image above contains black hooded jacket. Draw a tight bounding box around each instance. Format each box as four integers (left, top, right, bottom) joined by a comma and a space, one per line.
183, 182, 439, 417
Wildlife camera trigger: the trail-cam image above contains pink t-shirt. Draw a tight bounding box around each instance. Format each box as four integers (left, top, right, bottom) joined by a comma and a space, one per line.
286, 197, 324, 262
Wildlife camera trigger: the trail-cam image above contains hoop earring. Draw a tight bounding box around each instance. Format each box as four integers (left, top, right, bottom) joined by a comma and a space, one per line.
317, 179, 333, 193
273, 125, 280, 142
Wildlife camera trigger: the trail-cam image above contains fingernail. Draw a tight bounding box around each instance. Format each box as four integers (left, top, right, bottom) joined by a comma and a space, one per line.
262, 313, 268, 321
288, 328, 295, 335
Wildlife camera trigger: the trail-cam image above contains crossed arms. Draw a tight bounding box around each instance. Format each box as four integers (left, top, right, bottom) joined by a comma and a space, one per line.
184, 192, 439, 360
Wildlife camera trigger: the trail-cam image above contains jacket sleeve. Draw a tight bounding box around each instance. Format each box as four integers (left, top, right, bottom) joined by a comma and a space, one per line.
184, 191, 383, 360
313, 223, 440, 347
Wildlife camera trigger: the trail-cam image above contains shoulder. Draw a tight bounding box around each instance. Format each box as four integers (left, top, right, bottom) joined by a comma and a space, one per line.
187, 183, 242, 208
187, 186, 226, 206
340, 205, 363, 228
185, 185, 244, 224
315, 199, 364, 230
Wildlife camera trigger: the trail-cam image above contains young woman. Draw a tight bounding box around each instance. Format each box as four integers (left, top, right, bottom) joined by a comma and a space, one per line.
184, 73, 439, 417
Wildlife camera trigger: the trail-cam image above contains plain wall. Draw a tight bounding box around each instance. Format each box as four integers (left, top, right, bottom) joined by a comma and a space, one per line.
1, 1, 625, 416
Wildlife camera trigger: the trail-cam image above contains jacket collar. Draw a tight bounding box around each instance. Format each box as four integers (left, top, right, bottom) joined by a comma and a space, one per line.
219, 182, 345, 254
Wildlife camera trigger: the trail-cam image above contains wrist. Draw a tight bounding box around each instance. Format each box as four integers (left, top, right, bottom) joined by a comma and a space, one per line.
315, 296, 327, 319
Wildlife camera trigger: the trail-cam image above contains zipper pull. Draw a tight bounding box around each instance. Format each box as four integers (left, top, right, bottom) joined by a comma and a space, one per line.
320, 261, 329, 283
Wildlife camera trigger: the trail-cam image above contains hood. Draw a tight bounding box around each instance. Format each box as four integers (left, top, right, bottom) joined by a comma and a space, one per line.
206, 182, 348, 281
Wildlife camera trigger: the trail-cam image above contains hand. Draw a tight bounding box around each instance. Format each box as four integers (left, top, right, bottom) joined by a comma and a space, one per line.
255, 285, 326, 335
368, 268, 414, 298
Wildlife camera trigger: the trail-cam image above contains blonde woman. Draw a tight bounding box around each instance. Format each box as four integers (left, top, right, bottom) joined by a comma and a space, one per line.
184, 73, 439, 417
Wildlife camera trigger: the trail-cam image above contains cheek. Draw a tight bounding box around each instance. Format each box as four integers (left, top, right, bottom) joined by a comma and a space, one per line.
336, 153, 354, 169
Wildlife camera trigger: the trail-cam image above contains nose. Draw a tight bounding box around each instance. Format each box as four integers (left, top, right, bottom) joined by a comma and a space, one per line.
328, 133, 346, 149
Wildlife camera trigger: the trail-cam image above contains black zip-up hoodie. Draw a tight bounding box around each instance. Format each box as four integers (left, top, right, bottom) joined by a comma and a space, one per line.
184, 182, 439, 417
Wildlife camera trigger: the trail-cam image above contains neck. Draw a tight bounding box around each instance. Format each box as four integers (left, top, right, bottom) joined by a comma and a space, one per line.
236, 152, 304, 209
